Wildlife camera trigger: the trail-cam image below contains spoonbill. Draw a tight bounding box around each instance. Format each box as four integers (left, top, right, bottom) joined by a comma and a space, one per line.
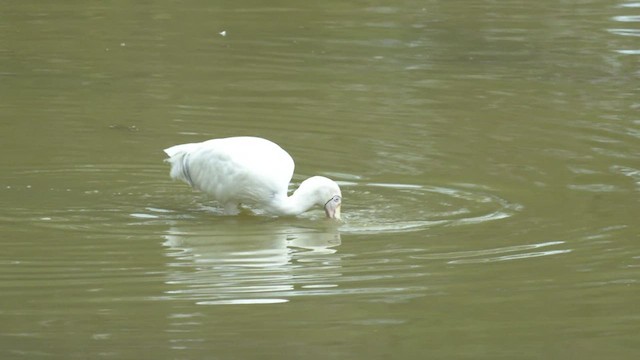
164, 136, 342, 219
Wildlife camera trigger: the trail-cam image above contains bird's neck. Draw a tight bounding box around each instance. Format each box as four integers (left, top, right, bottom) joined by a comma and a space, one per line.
269, 182, 320, 216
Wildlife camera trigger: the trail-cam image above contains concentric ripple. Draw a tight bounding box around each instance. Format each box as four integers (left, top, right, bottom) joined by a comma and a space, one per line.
2, 164, 521, 237
337, 181, 522, 234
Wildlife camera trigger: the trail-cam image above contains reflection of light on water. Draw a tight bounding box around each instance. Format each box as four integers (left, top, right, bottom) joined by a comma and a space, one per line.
446, 249, 571, 264
611, 165, 640, 188
612, 15, 640, 22
616, 49, 640, 54
607, 29, 640, 36
610, 7, 640, 54
196, 298, 289, 305
160, 221, 430, 306
411, 241, 572, 264
161, 225, 342, 305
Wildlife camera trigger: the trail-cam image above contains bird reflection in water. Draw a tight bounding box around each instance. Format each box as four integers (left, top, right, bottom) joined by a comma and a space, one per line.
161, 224, 342, 305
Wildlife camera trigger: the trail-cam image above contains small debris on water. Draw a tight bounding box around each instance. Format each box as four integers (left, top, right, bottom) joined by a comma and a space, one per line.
219, 30, 227, 37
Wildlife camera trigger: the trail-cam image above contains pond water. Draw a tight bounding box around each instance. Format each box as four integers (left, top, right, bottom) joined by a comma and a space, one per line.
1, 1, 639, 359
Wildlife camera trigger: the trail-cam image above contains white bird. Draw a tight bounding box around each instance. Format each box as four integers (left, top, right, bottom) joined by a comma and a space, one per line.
164, 136, 342, 219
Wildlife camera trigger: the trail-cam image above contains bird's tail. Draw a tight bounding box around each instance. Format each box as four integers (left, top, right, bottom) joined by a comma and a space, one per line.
163, 143, 197, 187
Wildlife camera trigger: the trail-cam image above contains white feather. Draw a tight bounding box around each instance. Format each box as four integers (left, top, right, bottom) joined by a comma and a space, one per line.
164, 136, 342, 218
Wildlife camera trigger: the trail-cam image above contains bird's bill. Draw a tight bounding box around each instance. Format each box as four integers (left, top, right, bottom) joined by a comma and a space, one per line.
325, 203, 341, 220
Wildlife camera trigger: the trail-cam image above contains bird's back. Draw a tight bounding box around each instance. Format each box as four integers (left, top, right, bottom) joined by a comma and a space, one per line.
164, 137, 295, 205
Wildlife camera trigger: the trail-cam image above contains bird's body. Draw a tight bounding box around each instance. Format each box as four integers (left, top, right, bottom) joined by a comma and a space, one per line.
164, 137, 342, 219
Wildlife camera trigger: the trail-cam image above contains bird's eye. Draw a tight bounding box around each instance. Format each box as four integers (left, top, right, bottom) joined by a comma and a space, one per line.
325, 195, 341, 207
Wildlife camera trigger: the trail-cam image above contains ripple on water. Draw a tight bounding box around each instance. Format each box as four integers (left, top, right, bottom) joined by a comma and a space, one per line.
338, 181, 521, 234
3, 164, 526, 305
410, 241, 572, 264
610, 3, 640, 54
2, 164, 521, 239
155, 180, 521, 305
1, 164, 182, 235
157, 218, 439, 306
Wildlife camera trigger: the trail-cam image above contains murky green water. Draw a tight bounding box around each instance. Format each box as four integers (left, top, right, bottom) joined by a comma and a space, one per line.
1, 1, 639, 359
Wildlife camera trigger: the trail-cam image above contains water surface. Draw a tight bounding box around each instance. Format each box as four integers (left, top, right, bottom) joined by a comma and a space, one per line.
1, 1, 639, 359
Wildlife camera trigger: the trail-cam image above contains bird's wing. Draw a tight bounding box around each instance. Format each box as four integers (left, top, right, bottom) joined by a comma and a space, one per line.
168, 137, 295, 204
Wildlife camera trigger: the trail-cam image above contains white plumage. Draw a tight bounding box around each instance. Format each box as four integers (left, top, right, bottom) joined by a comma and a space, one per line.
164, 136, 342, 219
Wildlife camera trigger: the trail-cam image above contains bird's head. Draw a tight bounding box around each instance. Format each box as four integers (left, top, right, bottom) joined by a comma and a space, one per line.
299, 176, 342, 220
324, 194, 342, 220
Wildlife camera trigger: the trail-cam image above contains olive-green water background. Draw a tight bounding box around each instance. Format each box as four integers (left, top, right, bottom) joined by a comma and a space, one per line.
1, 1, 639, 359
